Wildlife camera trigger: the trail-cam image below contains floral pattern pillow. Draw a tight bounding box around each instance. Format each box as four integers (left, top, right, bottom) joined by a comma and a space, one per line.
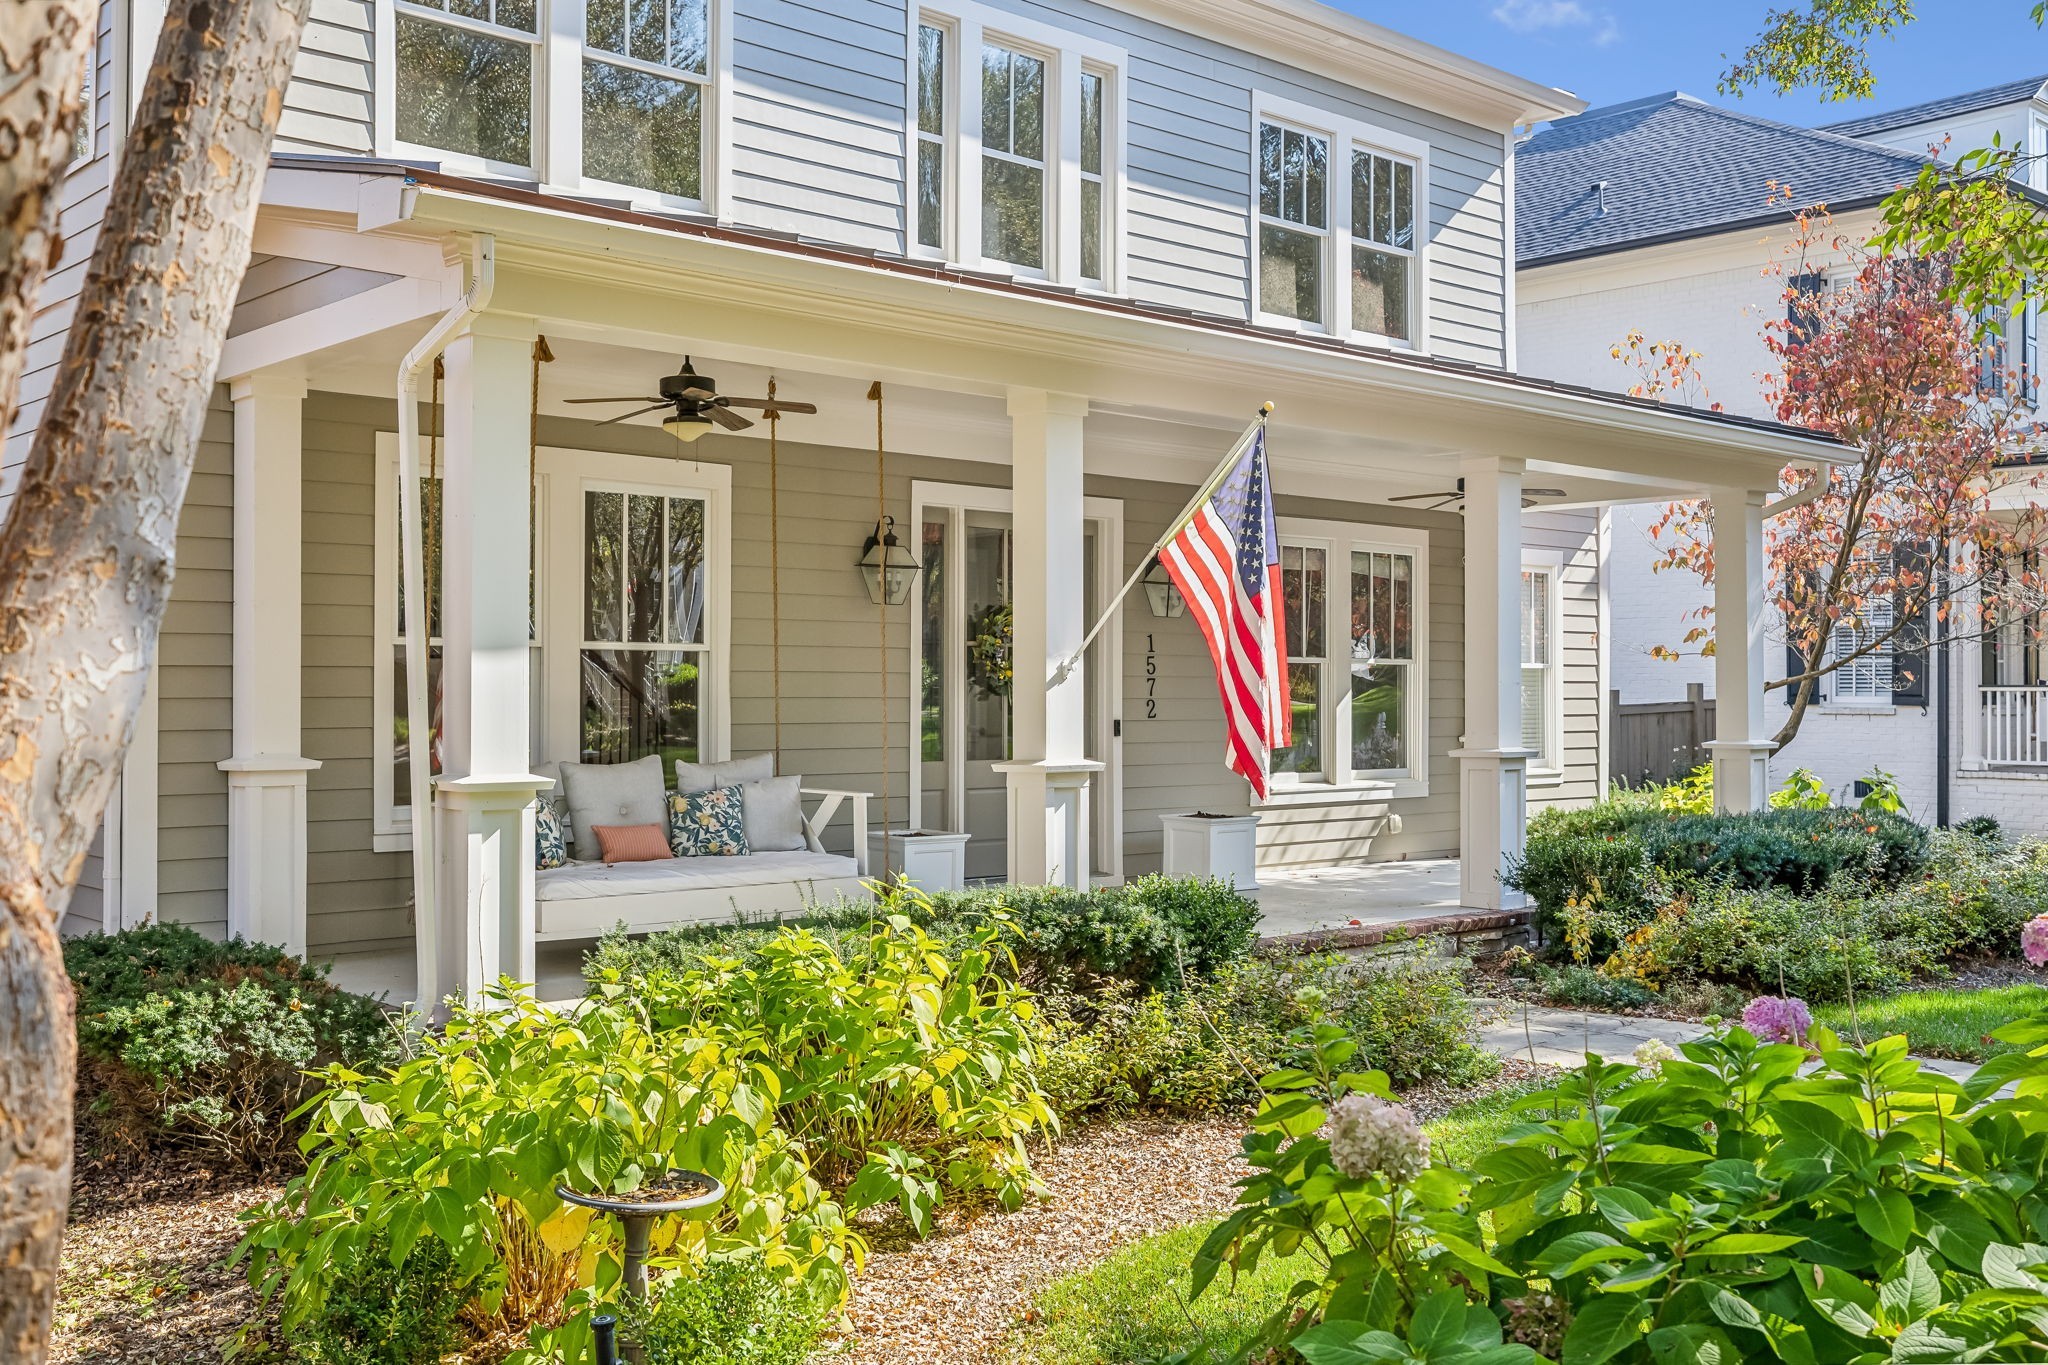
669, 784, 750, 857
534, 801, 570, 870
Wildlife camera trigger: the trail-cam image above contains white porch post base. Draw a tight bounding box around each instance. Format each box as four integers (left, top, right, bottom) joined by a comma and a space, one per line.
1453, 748, 1530, 911
1707, 741, 1774, 814
429, 776, 547, 1011
996, 760, 1103, 888
218, 756, 320, 953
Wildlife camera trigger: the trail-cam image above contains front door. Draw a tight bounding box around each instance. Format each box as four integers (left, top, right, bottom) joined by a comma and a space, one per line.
914, 486, 1121, 883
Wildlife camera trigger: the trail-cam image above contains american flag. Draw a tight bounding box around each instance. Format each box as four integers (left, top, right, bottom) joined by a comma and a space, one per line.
1157, 426, 1290, 799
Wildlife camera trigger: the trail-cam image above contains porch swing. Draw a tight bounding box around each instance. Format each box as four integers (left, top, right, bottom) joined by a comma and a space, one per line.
516, 349, 876, 941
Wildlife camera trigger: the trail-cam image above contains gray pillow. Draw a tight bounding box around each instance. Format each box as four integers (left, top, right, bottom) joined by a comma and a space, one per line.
558, 755, 668, 862
740, 775, 807, 853
676, 753, 773, 794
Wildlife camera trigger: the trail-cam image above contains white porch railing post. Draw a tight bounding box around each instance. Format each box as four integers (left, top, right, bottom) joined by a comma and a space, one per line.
220, 371, 319, 955
431, 313, 547, 1007
997, 388, 1101, 888
1452, 455, 1530, 911
1705, 486, 1773, 813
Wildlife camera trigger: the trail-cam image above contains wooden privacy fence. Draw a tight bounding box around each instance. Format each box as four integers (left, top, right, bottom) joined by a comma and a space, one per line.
1610, 682, 1715, 787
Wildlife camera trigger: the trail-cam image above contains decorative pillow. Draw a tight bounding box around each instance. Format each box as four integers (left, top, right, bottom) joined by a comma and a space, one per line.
534, 801, 570, 870
592, 822, 675, 864
739, 774, 807, 853
675, 753, 774, 794
559, 755, 667, 862
669, 785, 751, 857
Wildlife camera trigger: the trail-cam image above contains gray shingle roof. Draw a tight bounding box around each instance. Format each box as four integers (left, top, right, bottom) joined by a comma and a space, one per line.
1517, 92, 1930, 267
1823, 76, 2048, 139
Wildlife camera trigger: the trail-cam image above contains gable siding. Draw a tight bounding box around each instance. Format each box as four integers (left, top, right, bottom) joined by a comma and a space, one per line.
276, 0, 376, 156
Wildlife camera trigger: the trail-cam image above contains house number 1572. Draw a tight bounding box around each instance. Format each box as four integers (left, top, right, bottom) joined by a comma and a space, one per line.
1145, 633, 1157, 719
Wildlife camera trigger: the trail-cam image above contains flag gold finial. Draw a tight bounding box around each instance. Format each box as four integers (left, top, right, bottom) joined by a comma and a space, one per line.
1259, 400, 1275, 417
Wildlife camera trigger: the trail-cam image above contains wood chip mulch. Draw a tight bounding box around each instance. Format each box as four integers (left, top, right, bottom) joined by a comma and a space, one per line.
53, 1162, 284, 1365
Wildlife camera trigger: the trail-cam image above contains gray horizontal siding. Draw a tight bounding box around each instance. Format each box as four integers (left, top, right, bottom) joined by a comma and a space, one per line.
1525, 507, 1604, 812
276, 0, 374, 156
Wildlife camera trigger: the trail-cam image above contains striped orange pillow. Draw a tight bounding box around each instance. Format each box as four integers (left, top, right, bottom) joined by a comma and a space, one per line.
592, 822, 674, 864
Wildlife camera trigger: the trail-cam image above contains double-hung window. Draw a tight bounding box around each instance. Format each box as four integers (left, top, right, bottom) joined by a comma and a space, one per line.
1520, 563, 1561, 772
390, 0, 719, 206
582, 0, 711, 202
1828, 602, 1895, 705
1269, 521, 1428, 796
394, 0, 541, 174
1253, 93, 1427, 347
909, 4, 1124, 288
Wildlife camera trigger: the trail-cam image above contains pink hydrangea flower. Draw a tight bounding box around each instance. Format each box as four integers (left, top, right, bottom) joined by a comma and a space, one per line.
1741, 995, 1813, 1046
2024, 914, 2048, 967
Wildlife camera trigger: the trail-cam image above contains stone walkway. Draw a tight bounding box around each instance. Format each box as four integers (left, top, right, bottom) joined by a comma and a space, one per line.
1477, 1002, 1978, 1082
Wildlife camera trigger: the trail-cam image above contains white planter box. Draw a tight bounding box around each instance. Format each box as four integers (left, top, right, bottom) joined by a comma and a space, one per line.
1158, 813, 1261, 890
867, 829, 972, 891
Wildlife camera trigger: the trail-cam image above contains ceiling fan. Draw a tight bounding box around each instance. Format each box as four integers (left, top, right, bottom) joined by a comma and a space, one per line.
566, 357, 816, 443
1388, 477, 1567, 512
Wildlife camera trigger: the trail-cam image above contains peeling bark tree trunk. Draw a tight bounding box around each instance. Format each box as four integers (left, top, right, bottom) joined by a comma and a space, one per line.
0, 1, 309, 1358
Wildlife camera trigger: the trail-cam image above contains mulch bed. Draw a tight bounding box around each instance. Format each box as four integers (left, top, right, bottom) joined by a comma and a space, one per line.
53, 1158, 283, 1364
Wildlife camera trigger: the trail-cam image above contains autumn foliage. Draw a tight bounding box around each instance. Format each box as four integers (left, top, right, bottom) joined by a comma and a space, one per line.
1644, 207, 2048, 749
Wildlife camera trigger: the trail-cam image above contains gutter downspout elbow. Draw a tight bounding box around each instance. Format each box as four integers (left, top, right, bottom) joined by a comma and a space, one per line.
398, 232, 495, 1017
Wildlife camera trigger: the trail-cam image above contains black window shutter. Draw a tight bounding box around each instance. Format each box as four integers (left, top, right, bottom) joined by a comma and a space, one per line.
1785, 639, 1804, 706
1892, 541, 1933, 708
1786, 272, 1827, 346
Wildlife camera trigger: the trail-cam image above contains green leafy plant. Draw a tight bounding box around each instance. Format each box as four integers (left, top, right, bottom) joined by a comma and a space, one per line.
66, 922, 398, 1163
1653, 764, 1715, 815
622, 1253, 825, 1365
1194, 1002, 2048, 1363
1858, 767, 1906, 817
235, 985, 854, 1363
284, 1233, 465, 1365
1769, 766, 1831, 810
624, 890, 1057, 1220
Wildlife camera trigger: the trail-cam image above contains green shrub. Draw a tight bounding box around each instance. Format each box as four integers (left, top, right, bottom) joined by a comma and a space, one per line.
625, 890, 1055, 1231
1522, 961, 1659, 1012
624, 1254, 824, 1365
1956, 813, 2005, 842
1191, 1007, 2048, 1363
66, 922, 397, 1164
588, 876, 1261, 999
286, 1234, 465, 1365
235, 986, 855, 1363
1327, 949, 1499, 1089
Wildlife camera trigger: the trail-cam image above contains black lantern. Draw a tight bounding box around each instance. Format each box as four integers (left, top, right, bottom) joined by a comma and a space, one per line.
1142, 558, 1185, 618
859, 516, 923, 606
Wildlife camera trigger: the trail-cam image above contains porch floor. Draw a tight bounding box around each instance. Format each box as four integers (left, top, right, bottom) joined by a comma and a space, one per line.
1247, 858, 1464, 938
316, 859, 1469, 1007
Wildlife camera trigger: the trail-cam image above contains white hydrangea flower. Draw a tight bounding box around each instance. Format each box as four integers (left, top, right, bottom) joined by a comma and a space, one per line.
1323, 1094, 1429, 1183
1632, 1038, 1676, 1072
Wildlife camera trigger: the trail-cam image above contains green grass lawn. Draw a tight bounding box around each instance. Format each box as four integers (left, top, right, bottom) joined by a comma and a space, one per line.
1013, 1083, 1546, 1364
1811, 983, 2048, 1062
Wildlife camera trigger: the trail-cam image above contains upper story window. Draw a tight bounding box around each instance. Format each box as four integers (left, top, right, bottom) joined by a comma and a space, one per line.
1253, 92, 1428, 349
389, 0, 718, 206
395, 0, 540, 173
583, 0, 710, 201
910, 3, 1125, 289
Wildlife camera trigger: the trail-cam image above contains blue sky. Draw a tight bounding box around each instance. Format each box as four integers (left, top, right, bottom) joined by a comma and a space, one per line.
1340, 0, 2045, 128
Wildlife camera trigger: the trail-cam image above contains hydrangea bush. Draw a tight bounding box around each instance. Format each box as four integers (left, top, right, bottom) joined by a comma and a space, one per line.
1196, 1004, 2048, 1363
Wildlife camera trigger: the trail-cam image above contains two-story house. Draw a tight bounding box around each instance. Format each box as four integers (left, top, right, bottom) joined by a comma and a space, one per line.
39, 0, 1837, 1005
1517, 82, 2048, 833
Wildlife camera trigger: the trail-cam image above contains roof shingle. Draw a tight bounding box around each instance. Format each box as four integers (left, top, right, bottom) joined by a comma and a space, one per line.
1517, 92, 1929, 267
1823, 75, 2048, 139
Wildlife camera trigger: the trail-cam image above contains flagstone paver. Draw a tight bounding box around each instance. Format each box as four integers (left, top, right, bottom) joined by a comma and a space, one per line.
1478, 1002, 1979, 1082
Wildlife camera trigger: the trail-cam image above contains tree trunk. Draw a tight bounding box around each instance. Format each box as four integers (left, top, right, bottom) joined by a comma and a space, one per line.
0, 0, 309, 1357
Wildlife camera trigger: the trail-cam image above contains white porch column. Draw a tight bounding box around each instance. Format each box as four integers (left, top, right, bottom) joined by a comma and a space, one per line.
430, 314, 546, 1006
1706, 486, 1773, 813
997, 388, 1101, 887
219, 372, 319, 954
1453, 456, 1530, 910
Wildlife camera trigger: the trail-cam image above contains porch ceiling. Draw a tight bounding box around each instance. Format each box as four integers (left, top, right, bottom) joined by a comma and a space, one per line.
246, 164, 1852, 503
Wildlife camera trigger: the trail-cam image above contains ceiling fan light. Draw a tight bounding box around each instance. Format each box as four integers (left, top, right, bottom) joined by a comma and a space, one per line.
663, 411, 715, 442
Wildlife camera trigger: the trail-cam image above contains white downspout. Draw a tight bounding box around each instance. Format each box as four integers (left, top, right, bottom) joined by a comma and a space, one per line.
398, 232, 495, 1012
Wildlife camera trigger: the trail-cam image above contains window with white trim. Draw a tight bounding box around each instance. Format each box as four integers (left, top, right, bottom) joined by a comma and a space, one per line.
71, 43, 93, 165
1828, 601, 1894, 705
1520, 565, 1560, 771
577, 486, 710, 776
1253, 93, 1427, 347
395, 0, 541, 174
908, 4, 1124, 288
582, 0, 711, 201
1269, 522, 1428, 793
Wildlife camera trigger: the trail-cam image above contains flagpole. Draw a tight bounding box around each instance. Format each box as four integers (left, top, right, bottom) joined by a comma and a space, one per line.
1050, 402, 1272, 686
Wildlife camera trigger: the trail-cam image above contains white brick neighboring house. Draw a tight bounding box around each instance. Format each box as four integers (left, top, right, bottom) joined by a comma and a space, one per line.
1517, 84, 2048, 833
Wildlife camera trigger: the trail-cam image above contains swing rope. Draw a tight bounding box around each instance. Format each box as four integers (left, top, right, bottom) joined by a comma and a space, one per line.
768, 375, 783, 763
